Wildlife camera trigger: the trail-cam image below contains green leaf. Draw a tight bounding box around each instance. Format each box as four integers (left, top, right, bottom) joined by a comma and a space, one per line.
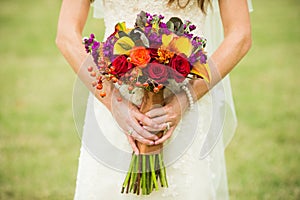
166, 21, 174, 32
168, 17, 184, 34
135, 11, 147, 28
130, 28, 150, 47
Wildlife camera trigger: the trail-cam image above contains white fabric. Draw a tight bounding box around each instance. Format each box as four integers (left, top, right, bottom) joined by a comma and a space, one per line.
203, 0, 253, 150
74, 0, 253, 199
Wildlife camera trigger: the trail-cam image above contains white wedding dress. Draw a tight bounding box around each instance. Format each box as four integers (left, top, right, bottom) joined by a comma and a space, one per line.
73, 0, 253, 199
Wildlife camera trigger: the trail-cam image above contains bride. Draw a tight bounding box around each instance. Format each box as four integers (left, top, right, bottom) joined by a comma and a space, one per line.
56, 0, 252, 199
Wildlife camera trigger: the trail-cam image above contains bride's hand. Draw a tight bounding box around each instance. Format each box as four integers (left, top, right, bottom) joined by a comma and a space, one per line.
144, 92, 189, 145
110, 95, 160, 153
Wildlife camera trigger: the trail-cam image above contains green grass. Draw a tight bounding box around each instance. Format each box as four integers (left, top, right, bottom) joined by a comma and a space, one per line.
0, 0, 299, 199
226, 0, 300, 199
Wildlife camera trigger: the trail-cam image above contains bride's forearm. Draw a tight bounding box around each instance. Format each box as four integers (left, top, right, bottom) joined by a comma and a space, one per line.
56, 32, 87, 74
190, 31, 252, 101
56, 0, 90, 73
56, 0, 113, 110
189, 0, 252, 101
57, 36, 114, 110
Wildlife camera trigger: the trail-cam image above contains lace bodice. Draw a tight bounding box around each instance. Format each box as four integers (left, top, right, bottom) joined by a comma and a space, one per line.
99, 0, 206, 39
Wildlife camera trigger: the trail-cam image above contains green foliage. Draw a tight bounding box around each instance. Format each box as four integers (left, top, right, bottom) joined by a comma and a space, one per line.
167, 17, 184, 35
0, 0, 299, 199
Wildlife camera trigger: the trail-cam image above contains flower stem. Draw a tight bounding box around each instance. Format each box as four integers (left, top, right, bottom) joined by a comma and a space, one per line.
142, 155, 146, 195
149, 154, 159, 191
129, 154, 138, 193
158, 153, 168, 187
121, 153, 136, 193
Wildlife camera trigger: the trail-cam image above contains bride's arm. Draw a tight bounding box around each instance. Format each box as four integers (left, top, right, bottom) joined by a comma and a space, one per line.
189, 0, 252, 100
56, 0, 158, 151
55, 0, 113, 106
146, 0, 252, 145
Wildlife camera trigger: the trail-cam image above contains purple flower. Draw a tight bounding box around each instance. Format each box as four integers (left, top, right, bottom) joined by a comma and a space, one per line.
159, 22, 167, 29
103, 39, 114, 60
85, 46, 90, 53
92, 50, 99, 64
160, 28, 171, 35
144, 26, 152, 34
200, 54, 207, 64
191, 40, 198, 46
88, 38, 93, 44
92, 41, 100, 51
149, 32, 159, 42
184, 33, 193, 39
189, 54, 197, 64
189, 25, 196, 31
148, 33, 162, 48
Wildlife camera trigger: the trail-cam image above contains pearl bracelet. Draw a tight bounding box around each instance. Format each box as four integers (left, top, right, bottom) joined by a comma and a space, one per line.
181, 85, 194, 110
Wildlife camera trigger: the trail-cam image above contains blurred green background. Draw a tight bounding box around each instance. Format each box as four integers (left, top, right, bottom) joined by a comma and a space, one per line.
0, 0, 299, 199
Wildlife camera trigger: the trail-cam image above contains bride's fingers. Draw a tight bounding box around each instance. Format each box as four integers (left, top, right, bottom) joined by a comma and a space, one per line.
154, 127, 175, 145
124, 108, 158, 140
130, 130, 155, 146
133, 110, 160, 129
131, 120, 159, 140
126, 135, 139, 154
151, 115, 168, 125
145, 107, 166, 118
143, 125, 161, 132
143, 122, 170, 132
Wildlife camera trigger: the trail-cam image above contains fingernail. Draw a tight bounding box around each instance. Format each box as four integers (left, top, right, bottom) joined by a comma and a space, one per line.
134, 150, 139, 155
150, 141, 154, 145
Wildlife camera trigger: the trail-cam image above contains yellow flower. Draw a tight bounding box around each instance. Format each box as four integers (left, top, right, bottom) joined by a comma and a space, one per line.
162, 34, 193, 57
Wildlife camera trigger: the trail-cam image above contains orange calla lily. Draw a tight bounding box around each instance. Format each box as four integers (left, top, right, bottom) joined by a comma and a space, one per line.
190, 61, 211, 83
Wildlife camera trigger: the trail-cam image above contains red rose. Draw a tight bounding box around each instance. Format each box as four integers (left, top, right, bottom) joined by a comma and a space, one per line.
149, 48, 159, 58
111, 55, 134, 78
170, 55, 191, 83
144, 62, 169, 84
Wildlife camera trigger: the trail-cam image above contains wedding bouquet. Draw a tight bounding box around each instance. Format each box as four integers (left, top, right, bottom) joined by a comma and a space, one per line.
83, 11, 210, 195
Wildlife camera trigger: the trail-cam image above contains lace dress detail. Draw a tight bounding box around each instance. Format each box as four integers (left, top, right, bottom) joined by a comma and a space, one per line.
74, 0, 233, 199
101, 0, 205, 39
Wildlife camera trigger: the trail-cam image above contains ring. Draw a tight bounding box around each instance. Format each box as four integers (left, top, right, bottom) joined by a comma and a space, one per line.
127, 129, 134, 136
165, 122, 170, 131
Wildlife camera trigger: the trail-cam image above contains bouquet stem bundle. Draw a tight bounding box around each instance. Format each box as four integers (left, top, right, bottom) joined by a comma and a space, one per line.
121, 90, 168, 195
121, 153, 168, 195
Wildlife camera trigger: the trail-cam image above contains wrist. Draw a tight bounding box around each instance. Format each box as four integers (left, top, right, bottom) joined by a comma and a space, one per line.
181, 85, 194, 110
